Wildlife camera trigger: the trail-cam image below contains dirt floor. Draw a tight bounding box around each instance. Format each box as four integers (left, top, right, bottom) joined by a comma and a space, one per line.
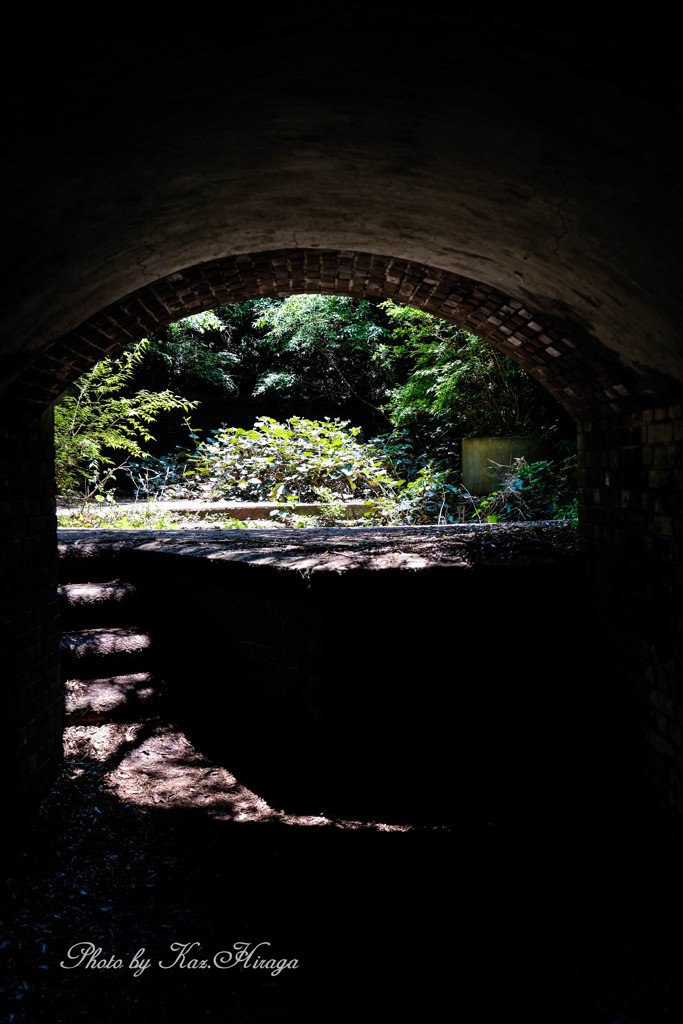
3, 712, 683, 1023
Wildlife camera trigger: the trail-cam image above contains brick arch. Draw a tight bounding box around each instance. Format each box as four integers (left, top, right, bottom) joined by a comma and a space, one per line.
11, 249, 640, 421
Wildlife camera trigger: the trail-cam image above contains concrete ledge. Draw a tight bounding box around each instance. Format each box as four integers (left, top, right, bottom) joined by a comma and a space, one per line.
58, 521, 579, 574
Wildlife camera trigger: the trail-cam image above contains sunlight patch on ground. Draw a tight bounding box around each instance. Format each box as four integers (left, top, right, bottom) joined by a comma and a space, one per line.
63, 722, 417, 832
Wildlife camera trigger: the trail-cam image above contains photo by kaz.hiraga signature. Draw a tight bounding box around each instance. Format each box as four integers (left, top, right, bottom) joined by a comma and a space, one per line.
60, 940, 299, 977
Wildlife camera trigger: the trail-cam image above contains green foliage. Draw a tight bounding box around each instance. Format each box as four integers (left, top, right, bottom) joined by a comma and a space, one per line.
253, 294, 388, 358
464, 450, 578, 523
251, 295, 394, 415
362, 464, 463, 526
172, 310, 225, 334
369, 424, 462, 485
379, 299, 559, 436
310, 486, 351, 527
54, 296, 578, 528
93, 295, 570, 447
132, 296, 396, 421
54, 340, 198, 497
179, 416, 402, 503
378, 300, 465, 427
124, 453, 195, 501
57, 499, 185, 529
144, 311, 240, 395
268, 502, 319, 529
252, 370, 298, 397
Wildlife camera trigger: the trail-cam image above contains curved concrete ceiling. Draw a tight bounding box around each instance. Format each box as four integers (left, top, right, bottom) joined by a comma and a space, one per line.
1, 16, 681, 403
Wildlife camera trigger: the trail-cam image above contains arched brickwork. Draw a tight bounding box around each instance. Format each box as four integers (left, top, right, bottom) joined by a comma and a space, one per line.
9, 249, 641, 423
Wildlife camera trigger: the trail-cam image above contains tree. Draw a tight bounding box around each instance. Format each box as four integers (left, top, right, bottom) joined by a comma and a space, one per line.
54, 339, 197, 497
138, 310, 240, 396
379, 299, 560, 436
250, 294, 395, 420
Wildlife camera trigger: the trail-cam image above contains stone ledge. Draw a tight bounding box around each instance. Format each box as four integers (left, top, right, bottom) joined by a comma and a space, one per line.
58, 521, 579, 574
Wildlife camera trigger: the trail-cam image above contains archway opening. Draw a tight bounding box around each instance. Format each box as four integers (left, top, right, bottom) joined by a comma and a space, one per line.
53, 290, 578, 528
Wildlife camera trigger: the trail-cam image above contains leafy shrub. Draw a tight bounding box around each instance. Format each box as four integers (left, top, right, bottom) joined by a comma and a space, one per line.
464, 450, 578, 523
369, 424, 463, 486
180, 416, 402, 502
54, 340, 197, 498
310, 487, 353, 526
363, 441, 577, 526
362, 465, 464, 525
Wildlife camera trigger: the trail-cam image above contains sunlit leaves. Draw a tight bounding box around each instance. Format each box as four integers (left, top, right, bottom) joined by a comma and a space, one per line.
54, 340, 198, 497
182, 416, 401, 503
379, 299, 558, 436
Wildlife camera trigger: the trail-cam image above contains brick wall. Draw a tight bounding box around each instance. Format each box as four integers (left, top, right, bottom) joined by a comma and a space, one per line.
0, 406, 62, 838
579, 406, 683, 823
7, 249, 646, 424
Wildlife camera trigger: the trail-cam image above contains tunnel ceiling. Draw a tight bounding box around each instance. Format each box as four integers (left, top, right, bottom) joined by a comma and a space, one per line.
1, 17, 682, 410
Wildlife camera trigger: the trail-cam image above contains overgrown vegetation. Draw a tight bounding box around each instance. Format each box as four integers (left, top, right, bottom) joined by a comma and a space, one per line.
250, 295, 393, 419
54, 340, 197, 501
461, 449, 578, 524
54, 296, 578, 527
178, 416, 401, 503
379, 300, 558, 436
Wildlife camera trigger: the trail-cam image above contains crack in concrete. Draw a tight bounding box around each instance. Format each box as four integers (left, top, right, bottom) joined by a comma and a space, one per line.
552, 169, 582, 258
